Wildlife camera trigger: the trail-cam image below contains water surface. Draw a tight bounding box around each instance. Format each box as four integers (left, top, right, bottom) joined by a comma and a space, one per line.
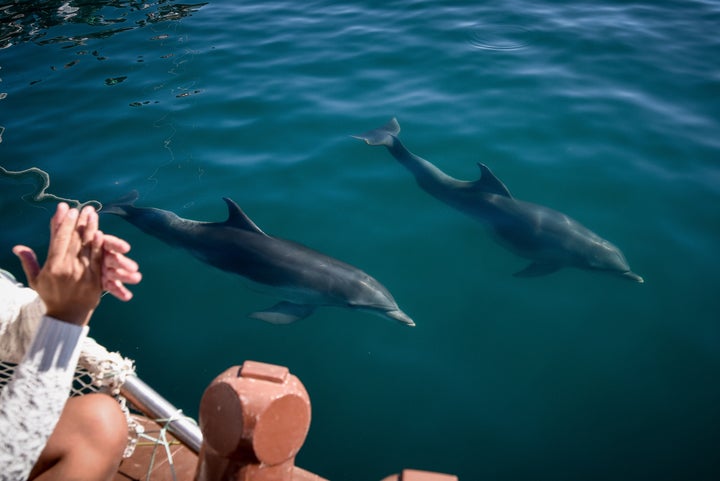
1, 1, 719, 480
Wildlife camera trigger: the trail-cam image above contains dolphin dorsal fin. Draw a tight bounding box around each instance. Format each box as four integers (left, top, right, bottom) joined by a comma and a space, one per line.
471, 163, 513, 197
221, 198, 267, 235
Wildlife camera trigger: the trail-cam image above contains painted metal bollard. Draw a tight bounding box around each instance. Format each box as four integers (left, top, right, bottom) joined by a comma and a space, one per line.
194, 360, 326, 481
193, 360, 457, 481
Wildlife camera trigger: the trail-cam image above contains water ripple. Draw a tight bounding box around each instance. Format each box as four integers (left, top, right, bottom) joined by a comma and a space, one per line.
468, 24, 532, 51
0, 0, 207, 50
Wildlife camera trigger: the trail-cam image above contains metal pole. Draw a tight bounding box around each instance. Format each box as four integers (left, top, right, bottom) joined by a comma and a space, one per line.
120, 374, 203, 454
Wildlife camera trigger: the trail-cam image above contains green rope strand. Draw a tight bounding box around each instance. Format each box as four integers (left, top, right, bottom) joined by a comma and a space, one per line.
0, 165, 102, 211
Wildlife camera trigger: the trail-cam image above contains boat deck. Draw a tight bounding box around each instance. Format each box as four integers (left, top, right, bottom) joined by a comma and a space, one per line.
114, 415, 198, 481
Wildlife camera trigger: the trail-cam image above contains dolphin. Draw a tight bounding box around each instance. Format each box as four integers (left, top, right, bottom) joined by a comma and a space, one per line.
103, 193, 415, 326
354, 118, 643, 282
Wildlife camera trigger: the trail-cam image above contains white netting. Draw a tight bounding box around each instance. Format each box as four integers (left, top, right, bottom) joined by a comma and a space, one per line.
0, 269, 145, 457
0, 270, 198, 470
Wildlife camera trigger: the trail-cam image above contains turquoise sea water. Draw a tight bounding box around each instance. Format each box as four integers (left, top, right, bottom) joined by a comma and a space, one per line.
1, 1, 719, 479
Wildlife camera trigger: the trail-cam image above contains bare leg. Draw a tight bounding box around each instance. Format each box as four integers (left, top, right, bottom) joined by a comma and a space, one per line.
29, 393, 127, 481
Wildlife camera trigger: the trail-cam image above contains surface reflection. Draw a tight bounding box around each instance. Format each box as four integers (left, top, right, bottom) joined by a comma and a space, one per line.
0, 0, 207, 50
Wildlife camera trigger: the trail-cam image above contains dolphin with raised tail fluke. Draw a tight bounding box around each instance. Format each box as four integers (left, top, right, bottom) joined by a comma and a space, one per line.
354, 118, 643, 283
104, 192, 415, 326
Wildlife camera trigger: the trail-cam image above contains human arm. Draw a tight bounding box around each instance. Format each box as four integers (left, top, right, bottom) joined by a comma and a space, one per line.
0, 315, 88, 480
0, 203, 139, 479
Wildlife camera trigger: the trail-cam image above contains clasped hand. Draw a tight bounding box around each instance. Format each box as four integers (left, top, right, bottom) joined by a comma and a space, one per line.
13, 203, 142, 325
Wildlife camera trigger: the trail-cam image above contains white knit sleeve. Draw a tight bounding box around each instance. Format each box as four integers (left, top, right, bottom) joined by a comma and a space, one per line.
0, 316, 88, 481
0, 274, 45, 363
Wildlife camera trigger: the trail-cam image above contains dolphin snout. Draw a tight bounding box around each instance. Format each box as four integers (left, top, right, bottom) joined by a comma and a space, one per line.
621, 271, 644, 283
385, 309, 416, 327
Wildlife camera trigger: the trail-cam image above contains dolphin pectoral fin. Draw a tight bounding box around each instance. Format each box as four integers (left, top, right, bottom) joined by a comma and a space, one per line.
514, 262, 561, 278
352, 118, 400, 146
249, 302, 316, 325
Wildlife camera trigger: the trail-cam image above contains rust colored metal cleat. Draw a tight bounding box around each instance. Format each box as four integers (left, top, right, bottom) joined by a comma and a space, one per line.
194, 360, 328, 481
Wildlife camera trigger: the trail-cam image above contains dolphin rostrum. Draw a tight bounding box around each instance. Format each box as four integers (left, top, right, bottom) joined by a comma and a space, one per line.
104, 193, 415, 325
354, 118, 643, 282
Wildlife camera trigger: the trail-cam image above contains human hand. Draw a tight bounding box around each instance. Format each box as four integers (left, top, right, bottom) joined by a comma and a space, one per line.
13, 203, 104, 326
14, 204, 143, 310
100, 234, 142, 301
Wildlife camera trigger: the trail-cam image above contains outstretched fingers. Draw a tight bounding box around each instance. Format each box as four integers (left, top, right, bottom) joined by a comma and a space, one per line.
103, 278, 135, 301
103, 250, 140, 277
100, 234, 141, 301
46, 205, 79, 266
102, 234, 131, 255
101, 250, 142, 301
79, 206, 100, 247
49, 202, 70, 236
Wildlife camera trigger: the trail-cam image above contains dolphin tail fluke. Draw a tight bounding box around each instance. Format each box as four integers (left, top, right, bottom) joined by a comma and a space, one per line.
102, 190, 140, 216
250, 301, 315, 325
352, 117, 400, 146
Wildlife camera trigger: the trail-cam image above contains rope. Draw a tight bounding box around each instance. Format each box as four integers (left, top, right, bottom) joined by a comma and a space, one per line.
137, 409, 196, 481
0, 165, 102, 210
